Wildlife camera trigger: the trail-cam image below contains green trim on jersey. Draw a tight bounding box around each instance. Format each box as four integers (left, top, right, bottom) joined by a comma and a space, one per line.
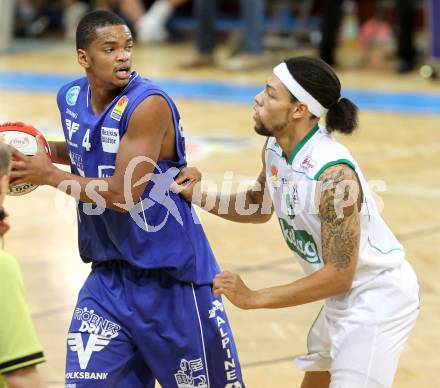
313, 158, 356, 180
288, 125, 320, 165
266, 147, 281, 154
368, 238, 405, 255
363, 194, 405, 255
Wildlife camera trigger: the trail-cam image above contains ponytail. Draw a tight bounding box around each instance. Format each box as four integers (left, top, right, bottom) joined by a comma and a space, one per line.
283, 57, 360, 135
325, 97, 359, 134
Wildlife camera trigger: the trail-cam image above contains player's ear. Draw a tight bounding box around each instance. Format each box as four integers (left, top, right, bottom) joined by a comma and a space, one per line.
291, 101, 308, 119
77, 49, 90, 69
290, 101, 304, 119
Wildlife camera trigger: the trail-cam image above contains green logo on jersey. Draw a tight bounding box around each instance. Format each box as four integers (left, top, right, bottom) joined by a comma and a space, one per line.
279, 218, 321, 264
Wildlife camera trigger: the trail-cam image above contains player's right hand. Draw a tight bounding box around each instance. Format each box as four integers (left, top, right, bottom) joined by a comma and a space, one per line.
171, 166, 202, 203
10, 135, 55, 186
213, 271, 254, 310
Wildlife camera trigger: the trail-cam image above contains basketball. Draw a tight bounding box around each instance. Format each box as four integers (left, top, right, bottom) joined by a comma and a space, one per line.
0, 123, 51, 196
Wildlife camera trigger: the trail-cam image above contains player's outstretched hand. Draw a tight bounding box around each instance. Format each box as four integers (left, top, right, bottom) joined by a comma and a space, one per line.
213, 271, 254, 310
171, 166, 202, 203
10, 135, 55, 186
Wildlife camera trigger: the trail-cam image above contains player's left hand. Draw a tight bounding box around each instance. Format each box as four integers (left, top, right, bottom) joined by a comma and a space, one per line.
213, 271, 254, 310
10, 135, 56, 186
171, 166, 202, 202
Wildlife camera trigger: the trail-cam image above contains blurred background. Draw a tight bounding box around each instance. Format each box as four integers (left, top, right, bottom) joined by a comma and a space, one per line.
1, 0, 439, 387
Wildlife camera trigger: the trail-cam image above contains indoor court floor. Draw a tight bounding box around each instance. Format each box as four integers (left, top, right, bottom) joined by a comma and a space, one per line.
0, 41, 439, 387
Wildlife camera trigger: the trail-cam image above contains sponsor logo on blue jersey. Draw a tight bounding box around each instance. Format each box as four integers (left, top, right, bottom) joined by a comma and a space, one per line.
66, 86, 81, 106
110, 96, 128, 121
66, 108, 78, 119
68, 307, 120, 371
98, 165, 115, 178
101, 127, 119, 153
174, 358, 207, 388
65, 118, 80, 140
69, 151, 85, 176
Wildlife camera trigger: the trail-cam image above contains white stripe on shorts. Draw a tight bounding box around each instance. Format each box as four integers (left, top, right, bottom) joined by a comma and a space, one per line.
191, 283, 211, 388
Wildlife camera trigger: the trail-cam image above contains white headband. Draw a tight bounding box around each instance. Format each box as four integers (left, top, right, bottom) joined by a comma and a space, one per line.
273, 62, 328, 118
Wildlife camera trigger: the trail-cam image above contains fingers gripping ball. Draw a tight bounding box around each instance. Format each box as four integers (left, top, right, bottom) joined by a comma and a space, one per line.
0, 122, 51, 196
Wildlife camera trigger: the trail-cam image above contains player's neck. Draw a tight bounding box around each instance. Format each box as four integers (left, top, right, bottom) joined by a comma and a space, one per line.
88, 80, 122, 115
276, 120, 319, 162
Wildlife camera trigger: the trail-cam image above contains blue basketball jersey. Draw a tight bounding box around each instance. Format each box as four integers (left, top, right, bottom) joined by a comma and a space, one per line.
57, 72, 219, 284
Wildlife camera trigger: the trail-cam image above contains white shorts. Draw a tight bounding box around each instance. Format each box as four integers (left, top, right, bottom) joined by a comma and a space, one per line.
294, 260, 419, 388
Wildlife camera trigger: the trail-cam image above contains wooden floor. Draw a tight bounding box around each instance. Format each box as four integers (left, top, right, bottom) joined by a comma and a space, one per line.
1, 42, 439, 387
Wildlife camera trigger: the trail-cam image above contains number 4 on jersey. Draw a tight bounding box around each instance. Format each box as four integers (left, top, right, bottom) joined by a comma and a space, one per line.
82, 129, 91, 151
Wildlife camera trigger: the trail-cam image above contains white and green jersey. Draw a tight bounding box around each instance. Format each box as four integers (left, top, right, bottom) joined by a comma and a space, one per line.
265, 125, 405, 288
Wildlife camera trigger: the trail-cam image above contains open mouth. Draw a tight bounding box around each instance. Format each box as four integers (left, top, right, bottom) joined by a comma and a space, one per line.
115, 67, 131, 79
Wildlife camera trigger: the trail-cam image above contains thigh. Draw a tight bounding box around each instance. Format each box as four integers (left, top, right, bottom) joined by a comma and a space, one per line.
301, 371, 330, 388
132, 277, 245, 387
330, 263, 420, 388
330, 310, 419, 388
65, 274, 155, 388
330, 325, 385, 388
294, 307, 332, 372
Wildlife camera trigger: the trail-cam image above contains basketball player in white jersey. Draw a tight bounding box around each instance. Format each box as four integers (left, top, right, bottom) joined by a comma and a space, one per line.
176, 57, 420, 388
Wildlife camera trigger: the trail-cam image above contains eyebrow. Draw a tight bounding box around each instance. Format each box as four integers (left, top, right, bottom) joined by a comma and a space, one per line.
101, 37, 133, 46
266, 83, 277, 93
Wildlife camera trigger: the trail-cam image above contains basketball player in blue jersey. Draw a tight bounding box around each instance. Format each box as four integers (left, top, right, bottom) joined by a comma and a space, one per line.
176, 57, 419, 388
10, 10, 244, 388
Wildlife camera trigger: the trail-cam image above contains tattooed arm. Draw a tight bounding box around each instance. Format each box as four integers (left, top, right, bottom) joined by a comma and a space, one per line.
213, 164, 362, 309
318, 164, 361, 290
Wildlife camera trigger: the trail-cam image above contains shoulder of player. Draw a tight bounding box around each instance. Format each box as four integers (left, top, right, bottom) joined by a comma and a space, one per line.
296, 133, 355, 180
127, 94, 172, 133
59, 76, 87, 91
317, 163, 357, 185
131, 94, 171, 120
57, 77, 87, 100
317, 163, 361, 224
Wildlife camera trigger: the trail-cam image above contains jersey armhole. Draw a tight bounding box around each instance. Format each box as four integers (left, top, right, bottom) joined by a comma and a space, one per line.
56, 85, 66, 112
123, 91, 183, 163
313, 159, 356, 181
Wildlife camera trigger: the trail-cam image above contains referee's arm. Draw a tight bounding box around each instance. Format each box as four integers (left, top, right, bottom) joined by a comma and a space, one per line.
0, 253, 46, 387
4, 365, 45, 388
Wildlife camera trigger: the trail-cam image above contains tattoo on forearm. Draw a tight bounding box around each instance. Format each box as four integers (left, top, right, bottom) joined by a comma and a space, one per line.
318, 165, 361, 272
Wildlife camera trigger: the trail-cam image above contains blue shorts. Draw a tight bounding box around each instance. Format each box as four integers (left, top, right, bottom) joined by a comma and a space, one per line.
65, 261, 244, 388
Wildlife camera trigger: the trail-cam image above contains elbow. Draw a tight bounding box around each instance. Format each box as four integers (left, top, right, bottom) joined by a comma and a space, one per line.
107, 195, 141, 213
109, 204, 130, 213
334, 276, 354, 294
103, 190, 130, 213
250, 211, 273, 224
338, 279, 353, 294
327, 270, 354, 295
323, 260, 356, 295
105, 182, 143, 213
251, 216, 271, 224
